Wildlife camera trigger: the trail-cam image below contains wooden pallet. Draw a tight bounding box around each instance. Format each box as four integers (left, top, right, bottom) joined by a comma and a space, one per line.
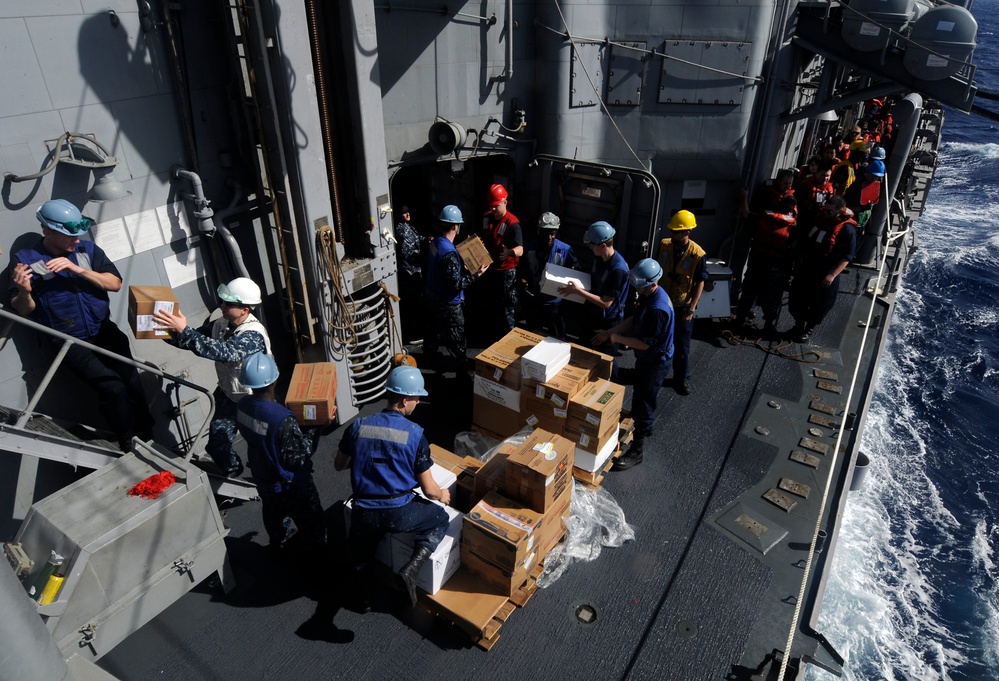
422, 535, 561, 650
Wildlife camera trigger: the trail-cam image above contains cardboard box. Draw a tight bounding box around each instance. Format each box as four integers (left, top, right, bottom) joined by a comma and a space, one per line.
537, 489, 572, 558
504, 429, 574, 513
521, 338, 572, 383
285, 363, 338, 425
127, 286, 180, 339
472, 441, 517, 505
389, 505, 463, 595
462, 491, 543, 573
567, 343, 614, 381
540, 262, 591, 304
430, 444, 465, 473
474, 328, 545, 390
456, 235, 493, 273
414, 463, 458, 503
460, 544, 537, 597
566, 379, 625, 436
573, 427, 619, 473
565, 419, 618, 455
472, 383, 525, 438
524, 364, 591, 409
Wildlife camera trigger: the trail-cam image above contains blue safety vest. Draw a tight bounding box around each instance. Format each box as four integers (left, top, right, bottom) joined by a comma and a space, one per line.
424, 237, 463, 305
591, 251, 630, 322
348, 411, 423, 509
633, 285, 674, 363
15, 240, 110, 339
236, 397, 300, 493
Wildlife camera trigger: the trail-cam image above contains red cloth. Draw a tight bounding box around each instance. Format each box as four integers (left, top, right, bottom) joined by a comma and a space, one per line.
128, 471, 176, 499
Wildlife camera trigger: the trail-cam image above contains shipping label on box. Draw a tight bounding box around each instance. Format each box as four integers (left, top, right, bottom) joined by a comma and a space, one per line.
286, 363, 338, 425
474, 327, 545, 389
456, 235, 494, 273
462, 491, 543, 572
525, 364, 591, 407
539, 263, 591, 303
503, 429, 574, 513
128, 286, 180, 339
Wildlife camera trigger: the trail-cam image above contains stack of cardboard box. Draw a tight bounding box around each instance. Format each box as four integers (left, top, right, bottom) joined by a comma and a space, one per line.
471, 328, 624, 476
460, 428, 574, 596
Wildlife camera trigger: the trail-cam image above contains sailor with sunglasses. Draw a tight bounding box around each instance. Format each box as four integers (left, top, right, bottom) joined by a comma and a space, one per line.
9, 199, 154, 451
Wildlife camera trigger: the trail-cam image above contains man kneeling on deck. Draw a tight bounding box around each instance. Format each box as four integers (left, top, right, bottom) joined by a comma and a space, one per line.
334, 366, 450, 607
593, 259, 674, 471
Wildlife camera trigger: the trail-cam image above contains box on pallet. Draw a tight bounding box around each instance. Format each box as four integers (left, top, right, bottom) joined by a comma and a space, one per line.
472, 440, 518, 506
460, 544, 538, 598
474, 327, 545, 390
128, 286, 180, 340
286, 363, 338, 425
567, 343, 614, 381
504, 429, 574, 514
566, 378, 625, 436
389, 505, 463, 595
572, 426, 620, 473
521, 338, 571, 383
462, 490, 543, 573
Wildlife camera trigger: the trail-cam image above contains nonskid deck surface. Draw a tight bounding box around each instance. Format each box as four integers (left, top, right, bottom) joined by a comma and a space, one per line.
98, 268, 875, 681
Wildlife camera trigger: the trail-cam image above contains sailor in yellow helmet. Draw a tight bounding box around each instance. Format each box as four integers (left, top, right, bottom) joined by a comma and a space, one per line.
657, 210, 707, 396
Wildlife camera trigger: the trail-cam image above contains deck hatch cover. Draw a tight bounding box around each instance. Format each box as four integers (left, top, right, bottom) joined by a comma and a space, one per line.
808, 413, 837, 429
658, 41, 749, 105
799, 438, 829, 455
779, 478, 810, 498
716, 503, 787, 554
817, 380, 843, 394
763, 489, 798, 512
809, 400, 837, 415
814, 369, 839, 381
790, 450, 821, 468
607, 42, 645, 106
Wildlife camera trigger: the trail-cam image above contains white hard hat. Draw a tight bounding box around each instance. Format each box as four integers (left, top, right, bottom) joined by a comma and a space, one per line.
217, 277, 262, 306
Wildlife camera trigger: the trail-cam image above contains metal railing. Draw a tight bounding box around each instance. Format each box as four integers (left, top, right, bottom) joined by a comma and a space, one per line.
0, 307, 214, 461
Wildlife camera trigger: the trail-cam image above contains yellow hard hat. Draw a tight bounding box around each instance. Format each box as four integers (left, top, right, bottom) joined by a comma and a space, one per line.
667, 210, 697, 231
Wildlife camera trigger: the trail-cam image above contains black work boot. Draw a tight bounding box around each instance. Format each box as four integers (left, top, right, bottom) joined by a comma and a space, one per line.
613, 435, 645, 471
397, 546, 433, 607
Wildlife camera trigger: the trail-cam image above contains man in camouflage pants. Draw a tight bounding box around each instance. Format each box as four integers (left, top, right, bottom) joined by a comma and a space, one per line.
423, 205, 487, 370
154, 277, 270, 477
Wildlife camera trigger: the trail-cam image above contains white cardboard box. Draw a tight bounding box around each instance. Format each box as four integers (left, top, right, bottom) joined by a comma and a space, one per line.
573, 427, 620, 472
540, 263, 591, 304
415, 463, 458, 502
473, 374, 522, 411
390, 505, 464, 594
521, 338, 572, 383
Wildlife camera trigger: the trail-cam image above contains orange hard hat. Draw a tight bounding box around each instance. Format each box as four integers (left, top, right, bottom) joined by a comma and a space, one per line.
488, 184, 508, 207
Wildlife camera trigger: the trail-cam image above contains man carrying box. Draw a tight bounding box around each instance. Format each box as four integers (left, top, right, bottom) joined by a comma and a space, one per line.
592, 259, 674, 471
518, 212, 579, 340
334, 366, 450, 607
153, 277, 270, 477
235, 353, 325, 551
9, 199, 153, 451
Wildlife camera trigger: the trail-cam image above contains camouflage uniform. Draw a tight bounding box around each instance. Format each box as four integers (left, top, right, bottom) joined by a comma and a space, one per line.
424, 243, 477, 362
395, 219, 426, 342
173, 319, 268, 472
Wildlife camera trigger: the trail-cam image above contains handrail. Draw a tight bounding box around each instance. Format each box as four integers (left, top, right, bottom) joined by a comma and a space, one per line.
0, 306, 214, 461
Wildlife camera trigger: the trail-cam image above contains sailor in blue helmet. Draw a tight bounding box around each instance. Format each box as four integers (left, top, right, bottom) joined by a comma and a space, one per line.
335, 366, 450, 607
235, 352, 325, 551
9, 199, 154, 451
592, 258, 674, 471
422, 205, 488, 371
559, 221, 630, 378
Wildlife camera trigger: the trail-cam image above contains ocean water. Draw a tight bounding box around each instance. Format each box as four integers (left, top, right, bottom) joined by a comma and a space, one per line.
808, 7, 999, 681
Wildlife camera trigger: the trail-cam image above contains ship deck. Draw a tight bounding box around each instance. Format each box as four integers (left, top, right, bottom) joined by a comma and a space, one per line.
95, 263, 890, 681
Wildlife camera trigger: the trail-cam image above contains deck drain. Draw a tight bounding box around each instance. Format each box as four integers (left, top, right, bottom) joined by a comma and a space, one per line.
571, 600, 600, 627
674, 620, 699, 639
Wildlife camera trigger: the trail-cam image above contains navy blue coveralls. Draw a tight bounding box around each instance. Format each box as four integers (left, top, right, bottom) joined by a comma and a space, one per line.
236, 396, 325, 547
11, 238, 153, 444
630, 285, 675, 438
519, 237, 579, 340
341, 410, 448, 565
584, 251, 630, 377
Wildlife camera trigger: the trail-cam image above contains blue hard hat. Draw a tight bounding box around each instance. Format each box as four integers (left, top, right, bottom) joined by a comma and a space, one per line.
240, 352, 280, 389
385, 366, 428, 397
865, 160, 886, 177
870, 146, 886, 161
629, 258, 663, 289
36, 199, 94, 236
584, 221, 615, 245
439, 205, 464, 224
